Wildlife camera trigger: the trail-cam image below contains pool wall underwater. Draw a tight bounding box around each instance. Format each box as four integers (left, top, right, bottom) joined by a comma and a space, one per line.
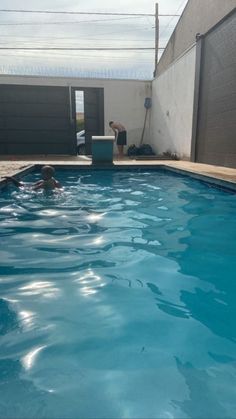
1, 163, 236, 193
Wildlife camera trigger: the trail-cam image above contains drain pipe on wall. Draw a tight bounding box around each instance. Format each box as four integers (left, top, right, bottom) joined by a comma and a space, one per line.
139, 97, 152, 146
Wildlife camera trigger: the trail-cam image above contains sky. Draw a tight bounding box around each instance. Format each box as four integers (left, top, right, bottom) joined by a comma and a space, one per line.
0, 0, 188, 79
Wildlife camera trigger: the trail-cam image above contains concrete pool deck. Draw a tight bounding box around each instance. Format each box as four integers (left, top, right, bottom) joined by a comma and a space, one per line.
0, 156, 236, 189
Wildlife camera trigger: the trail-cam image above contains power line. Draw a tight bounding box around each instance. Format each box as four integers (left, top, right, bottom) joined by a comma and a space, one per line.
0, 47, 159, 50
0, 41, 155, 48
0, 52, 155, 60
0, 44, 156, 50
0, 16, 148, 26
0, 16, 181, 27
0, 35, 155, 41
0, 9, 181, 17
0, 9, 155, 16
160, 0, 187, 37
1, 47, 155, 53
0, 22, 155, 37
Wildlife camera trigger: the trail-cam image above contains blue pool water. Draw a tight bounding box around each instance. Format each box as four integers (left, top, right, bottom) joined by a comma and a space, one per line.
0, 169, 236, 418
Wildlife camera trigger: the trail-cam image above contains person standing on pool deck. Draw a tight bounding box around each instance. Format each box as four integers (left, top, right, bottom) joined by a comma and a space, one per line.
109, 121, 127, 159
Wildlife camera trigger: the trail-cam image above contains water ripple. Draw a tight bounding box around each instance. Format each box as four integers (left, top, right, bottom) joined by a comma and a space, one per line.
0, 169, 236, 418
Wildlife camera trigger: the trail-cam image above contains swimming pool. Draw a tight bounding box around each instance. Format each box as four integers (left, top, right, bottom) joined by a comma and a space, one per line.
0, 169, 236, 418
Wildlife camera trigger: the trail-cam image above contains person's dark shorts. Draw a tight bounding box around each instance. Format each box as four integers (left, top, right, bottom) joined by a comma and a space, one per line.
117, 131, 127, 145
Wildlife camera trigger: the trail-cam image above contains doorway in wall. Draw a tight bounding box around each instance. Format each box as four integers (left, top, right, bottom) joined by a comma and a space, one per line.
72, 87, 104, 155
75, 90, 85, 155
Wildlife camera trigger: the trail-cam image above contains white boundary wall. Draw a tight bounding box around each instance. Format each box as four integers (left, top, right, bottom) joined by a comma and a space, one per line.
102, 79, 151, 147
0, 75, 151, 151
150, 45, 196, 160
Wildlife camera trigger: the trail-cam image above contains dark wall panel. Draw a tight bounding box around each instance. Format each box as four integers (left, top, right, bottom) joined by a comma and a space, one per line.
84, 88, 104, 154
0, 130, 70, 143
195, 11, 236, 168
0, 85, 68, 103
0, 84, 76, 155
4, 117, 70, 130
0, 103, 69, 117
0, 143, 71, 155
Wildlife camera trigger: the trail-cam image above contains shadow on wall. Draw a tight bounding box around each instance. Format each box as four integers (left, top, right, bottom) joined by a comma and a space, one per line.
149, 96, 191, 160
150, 45, 196, 160
150, 98, 178, 157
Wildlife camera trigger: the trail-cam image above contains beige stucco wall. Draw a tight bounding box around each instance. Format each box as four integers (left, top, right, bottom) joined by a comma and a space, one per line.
157, 0, 236, 75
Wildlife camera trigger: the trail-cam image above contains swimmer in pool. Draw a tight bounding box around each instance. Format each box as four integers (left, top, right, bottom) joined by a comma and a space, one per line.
4, 165, 62, 191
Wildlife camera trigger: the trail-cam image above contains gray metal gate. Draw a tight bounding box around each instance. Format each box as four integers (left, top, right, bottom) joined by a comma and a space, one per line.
0, 84, 76, 155
0, 84, 104, 156
192, 10, 236, 168
84, 88, 104, 154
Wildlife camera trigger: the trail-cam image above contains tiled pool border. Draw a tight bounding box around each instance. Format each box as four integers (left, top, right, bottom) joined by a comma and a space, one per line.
0, 163, 236, 193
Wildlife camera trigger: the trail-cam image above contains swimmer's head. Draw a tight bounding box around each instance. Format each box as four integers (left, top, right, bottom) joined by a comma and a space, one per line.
41, 165, 55, 180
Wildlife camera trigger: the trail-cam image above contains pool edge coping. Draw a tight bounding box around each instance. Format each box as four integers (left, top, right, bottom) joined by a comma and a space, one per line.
0, 164, 35, 190
0, 162, 236, 193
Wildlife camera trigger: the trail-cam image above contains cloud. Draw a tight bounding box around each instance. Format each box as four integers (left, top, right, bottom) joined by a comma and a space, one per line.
0, 0, 188, 79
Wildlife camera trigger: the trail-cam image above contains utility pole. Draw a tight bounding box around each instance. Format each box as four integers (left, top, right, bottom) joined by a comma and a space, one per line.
153, 2, 159, 78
